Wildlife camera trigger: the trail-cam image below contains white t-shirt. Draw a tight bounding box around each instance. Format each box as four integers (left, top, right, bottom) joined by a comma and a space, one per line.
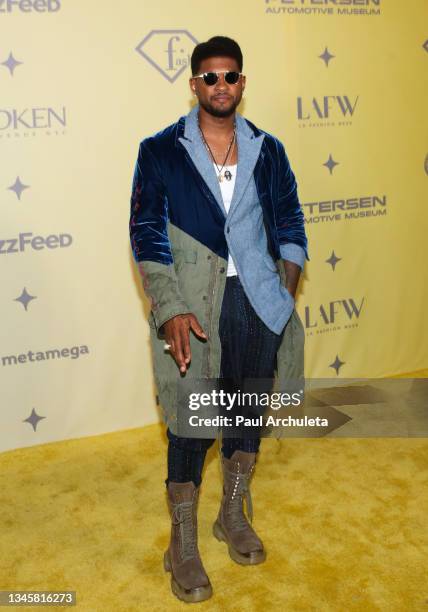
214, 163, 238, 277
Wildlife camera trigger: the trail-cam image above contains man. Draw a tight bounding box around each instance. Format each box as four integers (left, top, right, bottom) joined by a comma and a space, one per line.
129, 36, 308, 603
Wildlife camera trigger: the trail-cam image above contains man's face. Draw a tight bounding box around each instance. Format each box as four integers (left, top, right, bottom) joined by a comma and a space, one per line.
190, 56, 246, 118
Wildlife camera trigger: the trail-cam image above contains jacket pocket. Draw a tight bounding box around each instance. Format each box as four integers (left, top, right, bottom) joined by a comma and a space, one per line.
172, 247, 198, 263
172, 247, 198, 275
183, 249, 197, 264
253, 242, 278, 274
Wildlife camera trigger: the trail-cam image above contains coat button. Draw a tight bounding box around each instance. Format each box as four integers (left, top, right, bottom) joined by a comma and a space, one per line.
207, 255, 211, 260
219, 267, 225, 273
226, 227, 230, 233
202, 295, 207, 301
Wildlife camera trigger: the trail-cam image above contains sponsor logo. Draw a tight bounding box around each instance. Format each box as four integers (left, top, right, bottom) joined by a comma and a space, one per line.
304, 195, 387, 224
0, 107, 66, 132
0, 107, 67, 139
0, 232, 73, 254
136, 29, 198, 83
0, 0, 61, 12
304, 297, 364, 335
2, 344, 89, 367
297, 95, 359, 127
265, 0, 381, 16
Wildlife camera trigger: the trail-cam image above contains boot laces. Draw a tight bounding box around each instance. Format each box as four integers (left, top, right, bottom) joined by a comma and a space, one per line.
227, 470, 254, 530
171, 501, 197, 562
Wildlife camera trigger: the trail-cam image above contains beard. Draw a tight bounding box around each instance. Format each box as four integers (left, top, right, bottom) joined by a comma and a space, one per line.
199, 96, 240, 118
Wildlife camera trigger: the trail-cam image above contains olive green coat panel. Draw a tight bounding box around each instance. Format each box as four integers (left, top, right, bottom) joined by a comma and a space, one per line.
139, 223, 304, 427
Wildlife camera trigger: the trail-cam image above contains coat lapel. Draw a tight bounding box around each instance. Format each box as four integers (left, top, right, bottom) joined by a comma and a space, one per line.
178, 104, 227, 217
178, 104, 265, 220
228, 114, 265, 221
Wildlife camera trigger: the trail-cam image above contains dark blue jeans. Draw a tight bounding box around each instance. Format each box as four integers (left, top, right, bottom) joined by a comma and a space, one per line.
166, 275, 284, 487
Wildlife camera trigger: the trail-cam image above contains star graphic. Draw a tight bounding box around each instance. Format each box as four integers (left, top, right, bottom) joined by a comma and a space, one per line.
14, 287, 37, 311
326, 250, 342, 271
423, 40, 428, 53
23, 408, 46, 432
7, 176, 30, 200
319, 47, 335, 67
1, 52, 23, 76
323, 154, 339, 175
329, 355, 345, 376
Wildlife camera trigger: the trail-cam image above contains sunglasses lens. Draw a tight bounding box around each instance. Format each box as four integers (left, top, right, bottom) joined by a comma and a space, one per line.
203, 72, 218, 86
225, 71, 240, 84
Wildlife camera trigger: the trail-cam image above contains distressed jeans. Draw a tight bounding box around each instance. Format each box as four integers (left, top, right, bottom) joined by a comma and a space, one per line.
166, 275, 284, 487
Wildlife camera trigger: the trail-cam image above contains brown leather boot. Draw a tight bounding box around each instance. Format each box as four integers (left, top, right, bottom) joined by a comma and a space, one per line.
164, 481, 212, 603
213, 450, 266, 565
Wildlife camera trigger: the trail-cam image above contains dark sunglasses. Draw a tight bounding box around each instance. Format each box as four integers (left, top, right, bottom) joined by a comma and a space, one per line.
192, 71, 243, 86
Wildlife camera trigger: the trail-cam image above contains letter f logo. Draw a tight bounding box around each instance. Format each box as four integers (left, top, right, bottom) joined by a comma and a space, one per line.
165, 35, 180, 72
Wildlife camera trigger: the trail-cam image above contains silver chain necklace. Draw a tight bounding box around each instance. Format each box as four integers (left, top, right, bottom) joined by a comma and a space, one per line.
198, 119, 236, 182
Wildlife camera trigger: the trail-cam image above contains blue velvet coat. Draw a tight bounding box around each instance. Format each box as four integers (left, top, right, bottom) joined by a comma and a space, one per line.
130, 103, 309, 335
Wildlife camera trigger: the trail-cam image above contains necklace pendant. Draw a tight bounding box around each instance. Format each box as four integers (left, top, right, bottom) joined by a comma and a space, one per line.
218, 174, 223, 182
224, 170, 232, 181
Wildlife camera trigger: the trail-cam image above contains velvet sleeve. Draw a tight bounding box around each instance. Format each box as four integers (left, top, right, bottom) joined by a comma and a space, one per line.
129, 140, 190, 337
130, 139, 173, 264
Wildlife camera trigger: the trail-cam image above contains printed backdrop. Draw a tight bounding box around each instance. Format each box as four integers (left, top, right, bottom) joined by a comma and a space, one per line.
1, 0, 427, 452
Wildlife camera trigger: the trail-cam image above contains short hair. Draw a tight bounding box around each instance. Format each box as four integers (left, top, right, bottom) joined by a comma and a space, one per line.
191, 36, 243, 75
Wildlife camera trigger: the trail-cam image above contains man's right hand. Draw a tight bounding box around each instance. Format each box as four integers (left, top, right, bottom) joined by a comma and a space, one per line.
162, 313, 207, 373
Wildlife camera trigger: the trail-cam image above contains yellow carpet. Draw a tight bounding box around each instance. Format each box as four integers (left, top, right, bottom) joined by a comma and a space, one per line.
1, 375, 427, 611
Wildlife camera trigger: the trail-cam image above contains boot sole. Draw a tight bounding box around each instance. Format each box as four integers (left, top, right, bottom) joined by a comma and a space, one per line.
163, 551, 213, 603
212, 520, 266, 566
